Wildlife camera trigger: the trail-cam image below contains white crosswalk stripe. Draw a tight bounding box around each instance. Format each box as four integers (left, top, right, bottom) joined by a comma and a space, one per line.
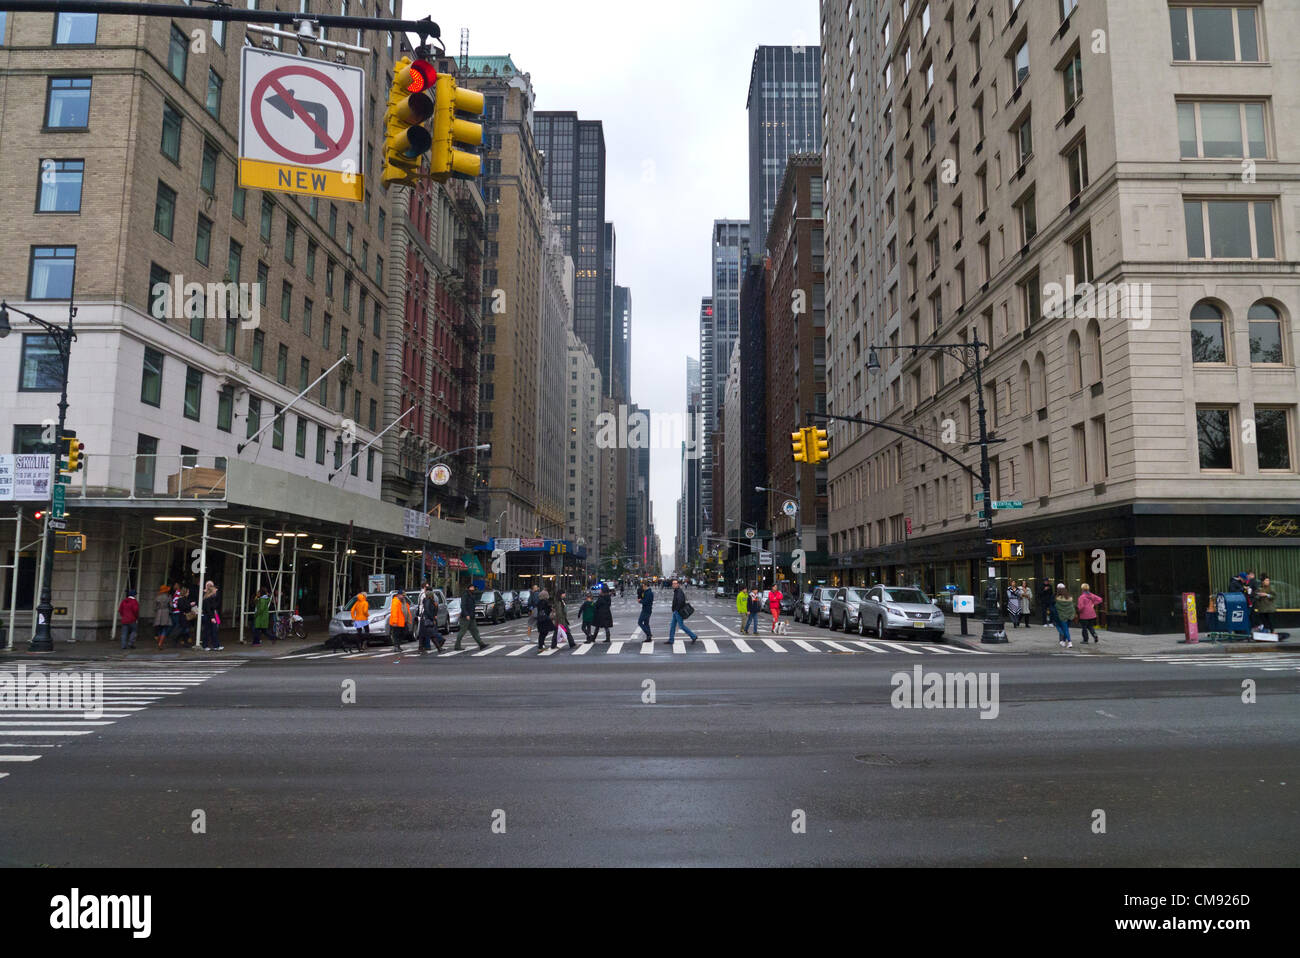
0, 661, 238, 784
1122, 652, 1300, 672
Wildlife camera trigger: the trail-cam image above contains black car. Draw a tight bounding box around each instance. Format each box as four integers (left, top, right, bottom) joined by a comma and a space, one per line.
795, 591, 817, 623
474, 590, 508, 624
500, 590, 522, 619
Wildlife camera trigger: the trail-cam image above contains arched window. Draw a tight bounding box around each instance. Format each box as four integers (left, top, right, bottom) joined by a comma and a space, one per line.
1019, 361, 1032, 415
1191, 300, 1227, 364
1086, 319, 1103, 385
1066, 330, 1083, 391
1247, 301, 1284, 364
1033, 352, 1047, 411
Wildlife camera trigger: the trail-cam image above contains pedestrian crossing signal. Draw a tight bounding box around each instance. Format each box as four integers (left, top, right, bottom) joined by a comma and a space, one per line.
993, 539, 1026, 560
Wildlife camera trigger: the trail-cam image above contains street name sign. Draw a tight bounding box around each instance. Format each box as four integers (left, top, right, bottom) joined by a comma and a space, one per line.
240, 47, 365, 202
992, 500, 1024, 510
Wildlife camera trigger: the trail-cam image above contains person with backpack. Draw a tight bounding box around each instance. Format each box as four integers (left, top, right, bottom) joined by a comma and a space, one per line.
417, 587, 443, 655
1053, 584, 1076, 648
593, 585, 614, 643
736, 587, 750, 634
388, 589, 410, 654
668, 579, 698, 646
117, 588, 139, 651
1076, 583, 1104, 643
637, 581, 654, 643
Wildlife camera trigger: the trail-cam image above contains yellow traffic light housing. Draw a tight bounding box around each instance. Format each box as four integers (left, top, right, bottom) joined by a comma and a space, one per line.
791, 429, 808, 463
63, 432, 84, 473
812, 427, 830, 464
430, 74, 483, 182
382, 57, 436, 189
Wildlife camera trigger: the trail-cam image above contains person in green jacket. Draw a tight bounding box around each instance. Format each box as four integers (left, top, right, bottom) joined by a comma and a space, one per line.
252, 588, 272, 645
736, 588, 750, 633
1053, 584, 1076, 648
579, 594, 596, 642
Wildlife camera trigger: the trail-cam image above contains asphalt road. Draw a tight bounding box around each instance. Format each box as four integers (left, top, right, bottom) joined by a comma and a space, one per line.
2, 593, 1297, 867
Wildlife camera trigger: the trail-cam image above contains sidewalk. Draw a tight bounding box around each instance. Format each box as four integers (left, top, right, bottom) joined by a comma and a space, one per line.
0, 628, 321, 661
943, 617, 1295, 655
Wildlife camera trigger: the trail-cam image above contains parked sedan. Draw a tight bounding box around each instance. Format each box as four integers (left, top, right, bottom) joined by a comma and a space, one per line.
829, 587, 870, 631
774, 582, 798, 615
795, 591, 817, 623
812, 587, 837, 627
858, 586, 946, 641
474, 590, 508, 624
445, 597, 463, 630
500, 591, 521, 619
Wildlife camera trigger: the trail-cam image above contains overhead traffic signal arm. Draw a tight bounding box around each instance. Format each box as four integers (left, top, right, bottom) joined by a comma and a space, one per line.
382, 57, 436, 188
430, 75, 483, 182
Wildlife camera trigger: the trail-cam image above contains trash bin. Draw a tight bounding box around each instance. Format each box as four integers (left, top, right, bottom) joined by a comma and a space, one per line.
1208, 592, 1251, 635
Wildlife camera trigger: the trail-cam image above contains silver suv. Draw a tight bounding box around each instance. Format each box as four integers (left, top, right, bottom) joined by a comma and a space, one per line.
858, 585, 946, 641
829, 586, 869, 631
812, 587, 837, 627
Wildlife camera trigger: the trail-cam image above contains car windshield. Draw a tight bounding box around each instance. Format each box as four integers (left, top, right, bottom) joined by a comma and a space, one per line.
481, 592, 498, 601
844, 589, 864, 602
818, 589, 835, 600
883, 588, 929, 604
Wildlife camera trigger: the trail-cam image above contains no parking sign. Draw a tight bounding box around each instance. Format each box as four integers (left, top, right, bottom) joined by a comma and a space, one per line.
239, 47, 365, 202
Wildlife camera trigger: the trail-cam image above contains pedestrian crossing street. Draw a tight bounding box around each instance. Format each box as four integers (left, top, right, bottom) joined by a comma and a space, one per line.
1121, 652, 1300, 673
0, 661, 242, 783
283, 633, 990, 661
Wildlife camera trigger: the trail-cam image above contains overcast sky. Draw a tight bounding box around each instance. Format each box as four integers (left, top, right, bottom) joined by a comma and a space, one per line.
407, 0, 820, 571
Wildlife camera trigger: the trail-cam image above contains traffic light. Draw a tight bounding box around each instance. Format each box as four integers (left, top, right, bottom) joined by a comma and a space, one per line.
429, 74, 483, 182
791, 429, 808, 463
992, 539, 1025, 560
62, 431, 84, 474
382, 57, 436, 188
811, 428, 830, 464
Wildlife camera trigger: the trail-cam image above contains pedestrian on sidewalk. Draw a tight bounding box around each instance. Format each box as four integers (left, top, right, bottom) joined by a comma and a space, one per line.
252, 588, 272, 645
1018, 581, 1032, 624
1039, 582, 1054, 627
768, 585, 783, 633
579, 592, 596, 642
1006, 582, 1023, 628
453, 584, 490, 651
593, 585, 614, 643
173, 585, 195, 648
153, 583, 171, 650
1255, 576, 1277, 635
1076, 583, 1103, 643
417, 586, 444, 655
736, 587, 750, 633
117, 588, 139, 650
388, 588, 411, 654
1053, 584, 1075, 648
668, 579, 698, 646
200, 581, 223, 651
637, 580, 654, 643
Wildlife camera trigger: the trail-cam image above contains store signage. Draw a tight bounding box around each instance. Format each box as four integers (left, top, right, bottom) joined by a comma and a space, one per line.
1257, 517, 1299, 538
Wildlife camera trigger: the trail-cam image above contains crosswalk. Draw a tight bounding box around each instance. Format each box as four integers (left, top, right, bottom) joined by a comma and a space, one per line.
1122, 652, 1300, 673
281, 635, 989, 662
0, 661, 241, 783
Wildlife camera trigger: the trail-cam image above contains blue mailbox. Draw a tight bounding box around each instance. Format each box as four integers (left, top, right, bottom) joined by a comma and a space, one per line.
1209, 592, 1251, 635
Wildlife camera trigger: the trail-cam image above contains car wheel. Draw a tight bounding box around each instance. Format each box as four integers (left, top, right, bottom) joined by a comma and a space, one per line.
876, 617, 886, 640
859, 617, 868, 636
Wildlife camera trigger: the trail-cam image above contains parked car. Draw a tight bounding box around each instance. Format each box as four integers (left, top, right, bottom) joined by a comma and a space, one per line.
811, 587, 837, 627
774, 581, 798, 615
474, 590, 508, 624
715, 584, 726, 598
858, 585, 946, 641
446, 597, 463, 630
327, 589, 448, 647
828, 587, 870, 631
500, 590, 521, 619
795, 590, 817, 623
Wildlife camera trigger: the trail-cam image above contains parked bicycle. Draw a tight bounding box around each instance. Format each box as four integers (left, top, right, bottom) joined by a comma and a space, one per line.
273, 608, 307, 641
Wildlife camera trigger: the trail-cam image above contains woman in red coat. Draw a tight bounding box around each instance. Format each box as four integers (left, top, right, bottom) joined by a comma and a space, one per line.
767, 586, 783, 633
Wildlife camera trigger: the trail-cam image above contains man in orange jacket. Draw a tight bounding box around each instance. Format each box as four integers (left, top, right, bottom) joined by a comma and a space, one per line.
388, 590, 410, 653
349, 592, 370, 645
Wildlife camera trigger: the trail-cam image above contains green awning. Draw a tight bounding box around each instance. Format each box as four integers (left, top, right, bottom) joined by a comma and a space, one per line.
462, 553, 485, 576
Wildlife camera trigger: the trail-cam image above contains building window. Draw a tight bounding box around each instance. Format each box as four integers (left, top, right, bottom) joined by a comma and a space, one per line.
1177, 101, 1267, 159
154, 181, 177, 240
1196, 407, 1234, 470
217, 387, 233, 432
168, 24, 188, 83
366, 449, 374, 482
1066, 138, 1089, 198
1247, 302, 1284, 364
149, 262, 169, 315
1012, 39, 1029, 87
275, 344, 287, 385
141, 348, 163, 406
1255, 408, 1292, 471
36, 159, 84, 212
28, 246, 76, 300
224, 319, 236, 354
1184, 199, 1275, 259
246, 396, 262, 441
232, 185, 246, 221
295, 416, 308, 458
1170, 5, 1260, 63
227, 239, 242, 282
328, 203, 337, 237
19, 334, 61, 391
1015, 189, 1037, 245
206, 69, 223, 118
160, 104, 182, 162
135, 435, 158, 496
370, 350, 379, 383
1062, 49, 1083, 109
54, 12, 97, 44
272, 407, 285, 450
45, 77, 92, 129
1069, 227, 1093, 282
195, 214, 212, 265
13, 424, 48, 455
280, 281, 292, 323
316, 424, 327, 464
257, 262, 269, 304
303, 298, 313, 337
183, 366, 202, 420
1015, 116, 1033, 166
252, 330, 264, 371
260, 196, 274, 242
285, 220, 296, 263
368, 399, 377, 431
200, 140, 218, 193
333, 437, 343, 469
1020, 271, 1041, 327
1191, 301, 1228, 364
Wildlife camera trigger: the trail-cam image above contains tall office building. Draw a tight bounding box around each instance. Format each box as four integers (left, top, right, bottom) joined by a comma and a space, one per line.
821, 0, 1300, 632
682, 356, 703, 567
567, 330, 602, 553
612, 285, 632, 406
747, 45, 823, 254
534, 112, 608, 389
536, 199, 571, 539
700, 222, 749, 539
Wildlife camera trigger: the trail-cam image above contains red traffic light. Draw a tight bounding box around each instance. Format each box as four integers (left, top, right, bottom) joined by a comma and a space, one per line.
34, 511, 44, 520
404, 59, 437, 94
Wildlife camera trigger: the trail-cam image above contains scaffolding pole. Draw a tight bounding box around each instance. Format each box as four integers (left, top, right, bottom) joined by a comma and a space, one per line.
5, 508, 21, 651
108, 516, 126, 646
238, 523, 249, 645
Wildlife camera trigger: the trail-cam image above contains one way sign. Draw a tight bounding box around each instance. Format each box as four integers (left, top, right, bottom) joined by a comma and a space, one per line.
239, 47, 365, 203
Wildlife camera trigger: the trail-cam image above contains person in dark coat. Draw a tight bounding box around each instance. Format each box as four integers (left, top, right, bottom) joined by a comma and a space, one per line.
578, 594, 595, 642
200, 581, 222, 651
637, 581, 654, 643
669, 579, 698, 645
417, 587, 444, 655
593, 586, 614, 643
1038, 582, 1054, 626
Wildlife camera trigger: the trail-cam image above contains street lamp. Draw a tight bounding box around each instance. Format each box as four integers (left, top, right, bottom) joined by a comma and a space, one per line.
419, 443, 490, 582
863, 336, 1007, 644
1, 298, 77, 653
755, 485, 800, 590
